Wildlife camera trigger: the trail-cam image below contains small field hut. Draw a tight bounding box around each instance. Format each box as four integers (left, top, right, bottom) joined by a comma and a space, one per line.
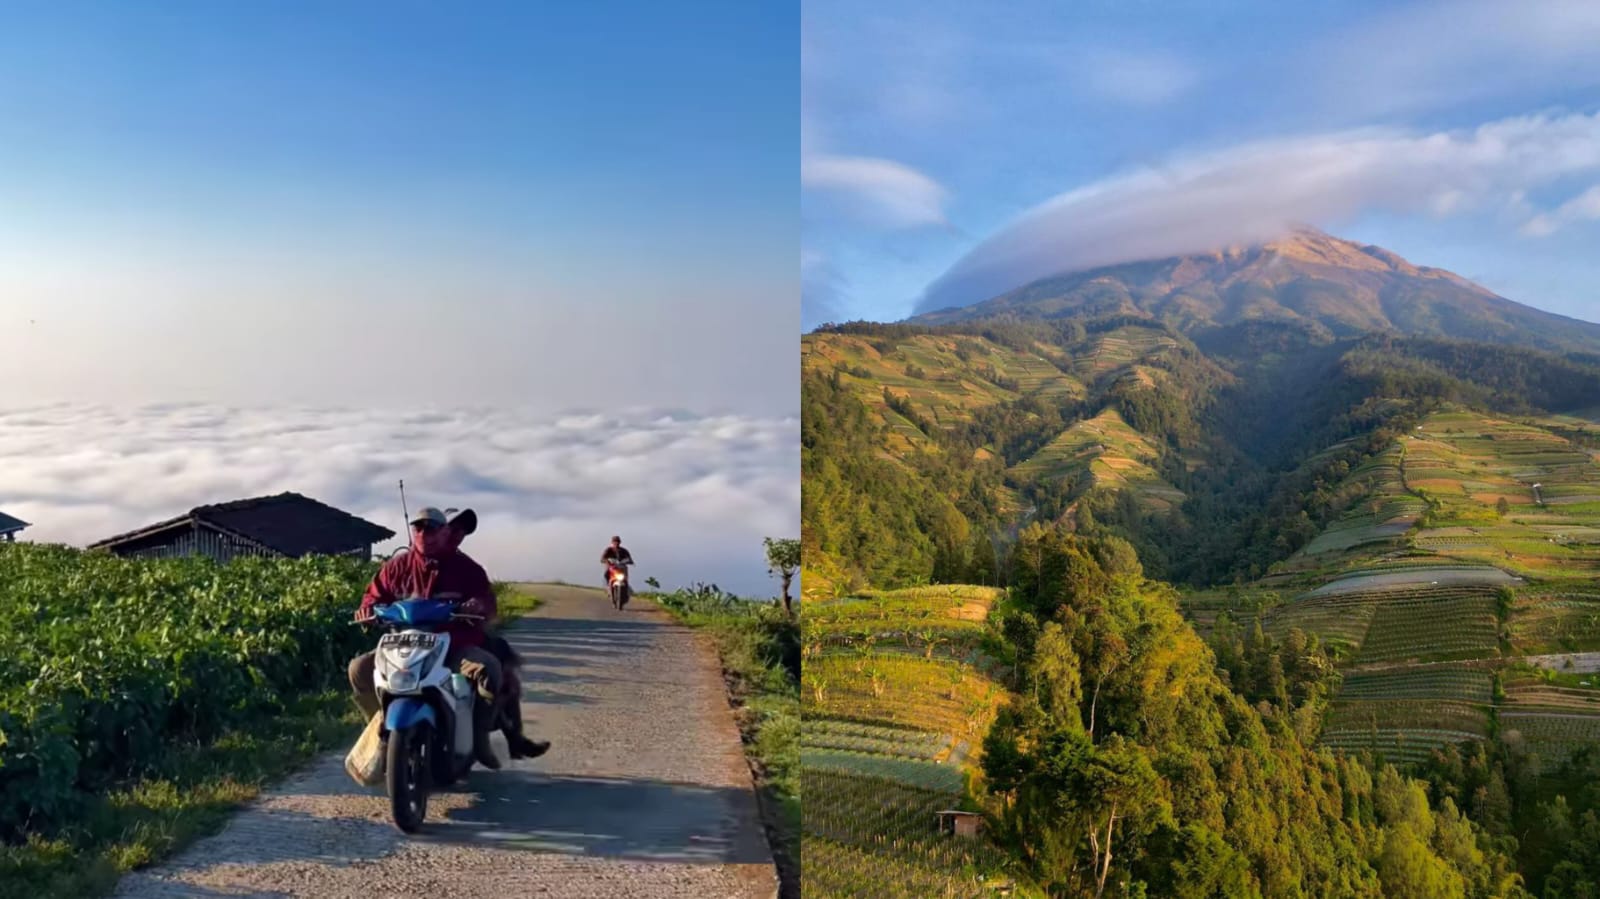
0, 510, 29, 542
88, 492, 393, 562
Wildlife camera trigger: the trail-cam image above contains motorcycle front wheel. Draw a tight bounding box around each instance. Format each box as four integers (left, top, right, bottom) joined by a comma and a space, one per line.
387, 722, 432, 833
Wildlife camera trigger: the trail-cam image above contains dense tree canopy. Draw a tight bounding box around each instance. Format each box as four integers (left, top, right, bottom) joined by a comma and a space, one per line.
984, 527, 1528, 897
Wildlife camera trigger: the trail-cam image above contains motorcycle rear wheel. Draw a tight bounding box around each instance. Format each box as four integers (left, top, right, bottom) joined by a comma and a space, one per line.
387, 722, 432, 833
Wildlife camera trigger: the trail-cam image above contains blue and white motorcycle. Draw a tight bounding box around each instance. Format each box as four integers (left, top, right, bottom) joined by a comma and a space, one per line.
363, 597, 485, 832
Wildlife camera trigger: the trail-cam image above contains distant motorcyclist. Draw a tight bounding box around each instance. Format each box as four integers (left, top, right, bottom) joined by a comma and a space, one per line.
600, 535, 634, 589
349, 506, 503, 769
443, 507, 549, 760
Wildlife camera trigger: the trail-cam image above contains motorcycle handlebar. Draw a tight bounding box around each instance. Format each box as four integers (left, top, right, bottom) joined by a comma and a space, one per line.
351, 611, 487, 625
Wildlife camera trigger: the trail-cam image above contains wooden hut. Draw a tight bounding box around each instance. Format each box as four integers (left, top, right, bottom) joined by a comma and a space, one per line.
88, 491, 393, 562
936, 809, 985, 839
0, 510, 29, 542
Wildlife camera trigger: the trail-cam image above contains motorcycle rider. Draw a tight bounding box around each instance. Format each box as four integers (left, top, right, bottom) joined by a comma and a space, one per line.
600, 535, 634, 590
349, 506, 504, 769
442, 507, 549, 760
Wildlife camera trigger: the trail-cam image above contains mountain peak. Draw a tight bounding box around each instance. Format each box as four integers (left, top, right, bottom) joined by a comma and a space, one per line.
1198, 227, 1415, 277
912, 231, 1600, 355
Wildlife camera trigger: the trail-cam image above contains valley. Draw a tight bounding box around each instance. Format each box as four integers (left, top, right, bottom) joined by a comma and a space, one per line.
801, 229, 1600, 896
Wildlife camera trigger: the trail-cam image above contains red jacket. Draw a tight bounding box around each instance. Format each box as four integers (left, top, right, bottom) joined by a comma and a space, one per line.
358, 549, 497, 651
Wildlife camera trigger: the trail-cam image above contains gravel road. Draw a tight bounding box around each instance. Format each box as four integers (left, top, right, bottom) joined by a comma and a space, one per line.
113, 584, 779, 899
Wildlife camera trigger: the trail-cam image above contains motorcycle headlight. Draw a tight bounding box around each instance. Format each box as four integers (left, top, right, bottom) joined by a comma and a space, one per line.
377, 645, 438, 685
416, 650, 439, 681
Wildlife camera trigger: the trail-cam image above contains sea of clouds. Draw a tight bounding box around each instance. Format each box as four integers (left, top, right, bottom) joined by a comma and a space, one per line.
0, 403, 799, 598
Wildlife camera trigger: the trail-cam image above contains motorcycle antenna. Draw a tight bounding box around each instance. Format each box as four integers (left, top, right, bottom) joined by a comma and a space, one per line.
398, 479, 410, 531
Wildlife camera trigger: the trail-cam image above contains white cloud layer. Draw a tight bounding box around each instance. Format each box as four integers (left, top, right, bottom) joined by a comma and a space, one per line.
1522, 184, 1600, 237
917, 111, 1600, 314
802, 153, 949, 229
0, 404, 798, 598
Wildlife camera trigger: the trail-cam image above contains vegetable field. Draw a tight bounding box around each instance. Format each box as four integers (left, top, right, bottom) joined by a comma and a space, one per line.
803, 719, 951, 760
0, 543, 375, 841
1259, 408, 1600, 771
1336, 666, 1494, 704
801, 590, 1018, 898
802, 748, 966, 792
1500, 712, 1600, 764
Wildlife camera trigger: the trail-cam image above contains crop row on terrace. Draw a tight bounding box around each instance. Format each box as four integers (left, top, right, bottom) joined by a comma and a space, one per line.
805, 653, 1007, 742
0, 544, 375, 840
1501, 684, 1600, 712
802, 768, 957, 848
1324, 699, 1491, 736
1261, 583, 1501, 655
1311, 581, 1500, 601
1319, 728, 1485, 766
1263, 599, 1377, 653
1337, 666, 1494, 704
1335, 558, 1493, 573
803, 747, 967, 792
1316, 491, 1421, 535
802, 769, 1013, 872
804, 835, 1008, 899
1354, 593, 1500, 665
805, 595, 996, 628
856, 584, 1007, 604
1308, 567, 1519, 596
1301, 518, 1415, 556
807, 617, 985, 647
803, 718, 951, 760
1500, 712, 1600, 764
1508, 592, 1600, 653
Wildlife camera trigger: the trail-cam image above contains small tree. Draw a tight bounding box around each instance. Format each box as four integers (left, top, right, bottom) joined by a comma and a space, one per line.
764, 537, 801, 615
811, 675, 828, 704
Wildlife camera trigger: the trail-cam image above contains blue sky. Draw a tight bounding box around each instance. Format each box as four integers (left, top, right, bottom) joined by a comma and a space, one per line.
0, 2, 796, 412
803, 0, 1600, 328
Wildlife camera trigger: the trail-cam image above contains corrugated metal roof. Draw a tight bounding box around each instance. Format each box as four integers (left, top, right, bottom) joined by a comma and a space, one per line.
89, 492, 395, 557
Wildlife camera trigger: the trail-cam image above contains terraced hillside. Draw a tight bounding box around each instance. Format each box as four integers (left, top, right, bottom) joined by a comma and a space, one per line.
1065, 325, 1182, 385
1009, 407, 1185, 512
1181, 407, 1600, 769
1291, 445, 1425, 560
800, 586, 1023, 898
801, 330, 1085, 457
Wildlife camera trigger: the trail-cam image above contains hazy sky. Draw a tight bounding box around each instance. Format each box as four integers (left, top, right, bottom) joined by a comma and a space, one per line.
802, 0, 1600, 327
0, 5, 798, 594
0, 3, 796, 411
